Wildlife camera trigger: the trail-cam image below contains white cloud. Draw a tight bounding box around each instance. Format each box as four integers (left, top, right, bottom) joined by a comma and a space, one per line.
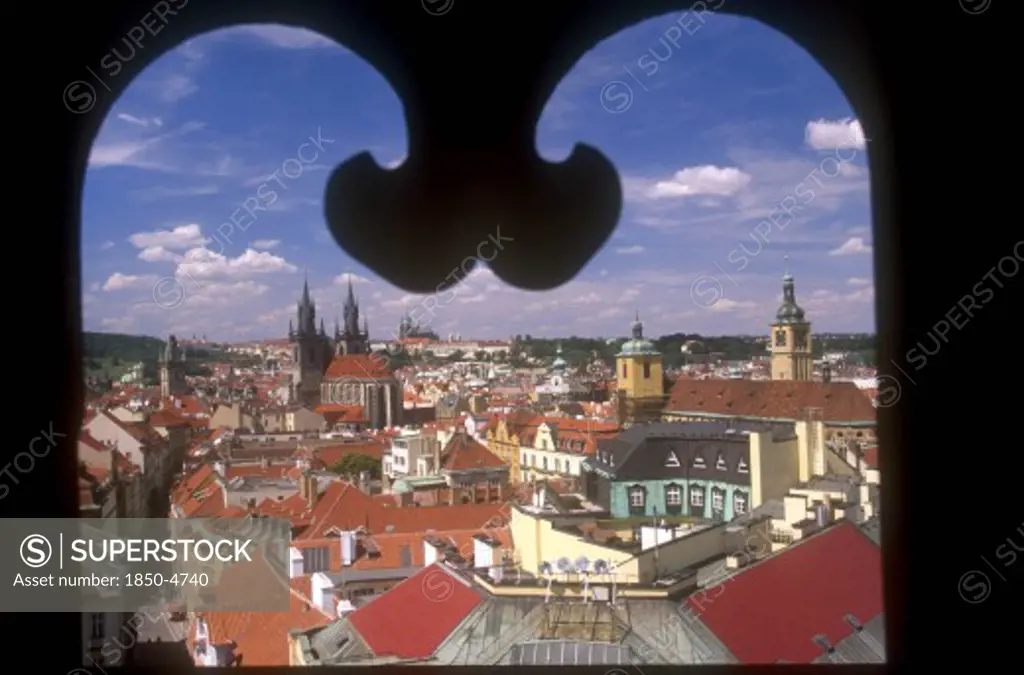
89, 120, 205, 170
132, 185, 219, 201
251, 239, 281, 250
805, 117, 866, 150
102, 273, 157, 291
129, 224, 209, 250
100, 241, 116, 250
157, 74, 198, 103
646, 165, 752, 200
117, 113, 163, 128
384, 156, 405, 169
180, 280, 270, 308
100, 316, 137, 332
227, 25, 339, 49
176, 248, 298, 280
138, 246, 183, 263
708, 298, 758, 313
258, 305, 294, 325
615, 245, 645, 255
847, 277, 872, 286
803, 285, 875, 316
334, 272, 371, 285
571, 293, 603, 305
829, 236, 872, 256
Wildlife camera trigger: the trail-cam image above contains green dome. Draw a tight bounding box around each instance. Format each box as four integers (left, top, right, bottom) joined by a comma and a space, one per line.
775, 273, 806, 324
617, 339, 659, 356
617, 313, 660, 356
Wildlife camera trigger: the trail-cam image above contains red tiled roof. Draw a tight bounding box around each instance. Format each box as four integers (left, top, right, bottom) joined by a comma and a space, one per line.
666, 379, 876, 423
194, 577, 332, 665
686, 521, 883, 663
347, 564, 483, 659
314, 404, 368, 424
297, 482, 510, 539
313, 441, 386, 469
148, 409, 190, 427
323, 354, 392, 380
440, 433, 506, 471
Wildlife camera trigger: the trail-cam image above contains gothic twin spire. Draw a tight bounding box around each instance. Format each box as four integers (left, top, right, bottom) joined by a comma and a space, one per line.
291, 273, 367, 341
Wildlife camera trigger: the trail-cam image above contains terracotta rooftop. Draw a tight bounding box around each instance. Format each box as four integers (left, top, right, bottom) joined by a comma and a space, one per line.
666, 379, 876, 423
323, 354, 393, 381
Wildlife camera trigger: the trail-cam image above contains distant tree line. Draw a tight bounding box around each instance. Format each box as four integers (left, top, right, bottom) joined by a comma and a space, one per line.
515, 333, 877, 369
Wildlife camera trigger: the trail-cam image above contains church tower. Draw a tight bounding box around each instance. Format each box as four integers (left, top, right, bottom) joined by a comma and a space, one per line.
770, 261, 813, 381
335, 278, 370, 355
289, 276, 333, 406
159, 334, 187, 398
614, 313, 667, 426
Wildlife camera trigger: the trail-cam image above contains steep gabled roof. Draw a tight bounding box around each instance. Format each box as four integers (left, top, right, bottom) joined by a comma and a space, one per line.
685, 521, 883, 663
347, 563, 482, 659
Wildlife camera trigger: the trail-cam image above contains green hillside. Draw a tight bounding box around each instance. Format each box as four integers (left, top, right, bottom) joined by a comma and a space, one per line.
81, 332, 247, 382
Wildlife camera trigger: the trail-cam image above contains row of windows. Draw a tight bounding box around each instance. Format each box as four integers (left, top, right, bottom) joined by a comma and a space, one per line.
521, 452, 578, 474
628, 484, 748, 515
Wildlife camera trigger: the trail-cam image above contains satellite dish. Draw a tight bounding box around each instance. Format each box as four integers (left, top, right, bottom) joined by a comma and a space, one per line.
539, 561, 553, 575
556, 557, 574, 573
593, 559, 609, 574
575, 556, 590, 572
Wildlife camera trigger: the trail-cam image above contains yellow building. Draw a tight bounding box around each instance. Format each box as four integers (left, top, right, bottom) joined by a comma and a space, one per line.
614, 314, 666, 425
486, 411, 541, 483
770, 266, 813, 381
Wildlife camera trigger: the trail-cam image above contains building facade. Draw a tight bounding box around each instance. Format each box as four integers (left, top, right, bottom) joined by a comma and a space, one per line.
582, 421, 825, 523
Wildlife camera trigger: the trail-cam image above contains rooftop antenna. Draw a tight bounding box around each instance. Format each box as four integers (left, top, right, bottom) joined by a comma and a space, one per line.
576, 556, 590, 603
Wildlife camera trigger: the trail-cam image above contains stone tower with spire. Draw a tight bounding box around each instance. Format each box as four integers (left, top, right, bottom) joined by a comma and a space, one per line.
335, 278, 370, 355
159, 334, 187, 398
288, 275, 335, 405
770, 258, 813, 381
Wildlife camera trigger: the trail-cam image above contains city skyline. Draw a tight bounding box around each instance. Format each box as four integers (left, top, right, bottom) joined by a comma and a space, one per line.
82, 16, 873, 342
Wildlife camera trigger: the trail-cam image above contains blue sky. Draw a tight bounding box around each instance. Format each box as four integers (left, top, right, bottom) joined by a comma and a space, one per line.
82, 15, 873, 342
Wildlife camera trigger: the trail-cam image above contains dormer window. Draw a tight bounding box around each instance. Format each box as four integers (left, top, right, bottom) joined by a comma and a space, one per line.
665, 451, 680, 468
737, 457, 749, 473
715, 454, 728, 471
692, 454, 706, 469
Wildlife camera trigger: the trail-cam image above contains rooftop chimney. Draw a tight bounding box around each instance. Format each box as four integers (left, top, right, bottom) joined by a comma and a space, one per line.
340, 531, 355, 567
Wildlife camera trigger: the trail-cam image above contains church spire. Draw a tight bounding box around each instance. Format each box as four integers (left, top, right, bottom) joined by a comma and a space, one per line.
631, 312, 644, 339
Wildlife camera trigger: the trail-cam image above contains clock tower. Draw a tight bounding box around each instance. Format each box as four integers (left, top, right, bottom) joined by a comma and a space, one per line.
770, 263, 813, 381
